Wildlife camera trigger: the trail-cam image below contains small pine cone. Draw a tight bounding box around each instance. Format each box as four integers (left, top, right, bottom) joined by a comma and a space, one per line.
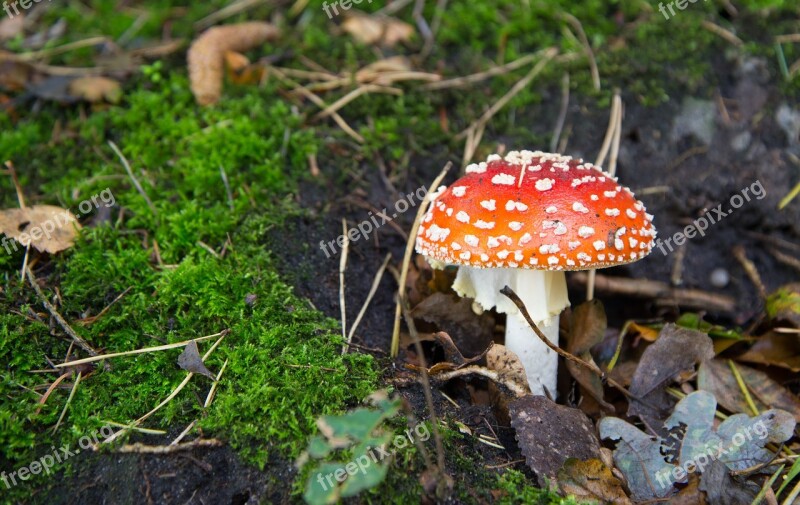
187, 22, 280, 106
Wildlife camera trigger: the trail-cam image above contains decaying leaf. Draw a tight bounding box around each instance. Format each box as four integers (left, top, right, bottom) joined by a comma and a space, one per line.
223, 50, 266, 85
486, 344, 529, 394
565, 300, 613, 411
0, 205, 82, 253
341, 12, 414, 47
765, 283, 800, 327
697, 460, 758, 504
187, 22, 279, 106
177, 340, 216, 380
557, 458, 631, 505
698, 358, 800, 420
509, 395, 601, 479
738, 330, 800, 372
627, 324, 714, 431
410, 292, 495, 358
600, 390, 795, 501
68, 76, 122, 103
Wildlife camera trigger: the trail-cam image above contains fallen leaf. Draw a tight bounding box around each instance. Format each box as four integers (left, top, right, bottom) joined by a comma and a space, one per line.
557, 458, 631, 505
600, 390, 795, 501
765, 283, 800, 327
410, 292, 495, 358
223, 50, 265, 85
486, 344, 529, 394
697, 460, 759, 504
0, 205, 81, 253
565, 300, 613, 411
177, 340, 216, 380
666, 473, 707, 505
737, 330, 800, 372
627, 324, 715, 431
68, 76, 122, 103
341, 12, 414, 47
509, 395, 601, 479
187, 22, 280, 106
698, 358, 800, 420
628, 321, 660, 342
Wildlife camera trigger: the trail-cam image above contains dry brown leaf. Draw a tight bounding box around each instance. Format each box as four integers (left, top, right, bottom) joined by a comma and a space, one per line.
0, 205, 81, 254
223, 51, 265, 85
509, 395, 602, 479
187, 22, 279, 106
566, 300, 613, 411
68, 76, 122, 103
737, 330, 800, 372
698, 358, 800, 420
627, 324, 714, 432
557, 458, 631, 505
486, 344, 529, 394
341, 12, 414, 47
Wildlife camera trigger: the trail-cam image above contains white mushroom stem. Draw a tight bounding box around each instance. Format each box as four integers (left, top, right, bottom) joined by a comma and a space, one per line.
451, 266, 569, 396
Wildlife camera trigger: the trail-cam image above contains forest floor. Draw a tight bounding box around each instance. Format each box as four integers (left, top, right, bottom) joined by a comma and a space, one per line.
1, 0, 800, 504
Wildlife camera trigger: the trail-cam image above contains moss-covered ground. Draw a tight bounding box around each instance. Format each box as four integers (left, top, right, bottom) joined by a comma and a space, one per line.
1, 0, 798, 503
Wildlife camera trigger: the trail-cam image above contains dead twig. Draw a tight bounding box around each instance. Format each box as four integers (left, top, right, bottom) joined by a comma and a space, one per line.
25, 267, 99, 357
570, 272, 737, 313
108, 140, 157, 216
345, 253, 392, 353
432, 366, 528, 397
390, 162, 452, 357
733, 245, 767, 300
115, 439, 224, 453
339, 219, 350, 353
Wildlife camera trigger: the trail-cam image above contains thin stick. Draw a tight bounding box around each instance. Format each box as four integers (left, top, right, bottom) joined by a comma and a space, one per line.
733, 245, 767, 300
344, 253, 391, 353
35, 372, 70, 414
399, 298, 446, 473
203, 358, 229, 409
108, 141, 157, 215
53, 330, 227, 368
17, 37, 109, 61
571, 272, 737, 313
3, 161, 26, 208
550, 73, 570, 153
219, 165, 234, 211
102, 421, 166, 435
701, 20, 744, 46
170, 421, 197, 446
52, 371, 82, 433
559, 13, 600, 91
424, 53, 540, 90
339, 219, 350, 351
101, 332, 227, 445
460, 49, 557, 164
116, 439, 223, 453
26, 268, 99, 357
778, 179, 800, 210
77, 286, 132, 326
500, 286, 639, 402
588, 91, 622, 300
270, 68, 365, 143
314, 85, 402, 121
728, 360, 760, 416
390, 162, 452, 357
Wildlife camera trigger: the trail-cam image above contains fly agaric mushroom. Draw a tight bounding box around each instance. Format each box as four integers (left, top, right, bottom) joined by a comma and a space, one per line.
415, 150, 656, 396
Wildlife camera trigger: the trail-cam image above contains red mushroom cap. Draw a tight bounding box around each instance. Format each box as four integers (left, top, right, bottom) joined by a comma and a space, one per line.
415, 150, 656, 271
